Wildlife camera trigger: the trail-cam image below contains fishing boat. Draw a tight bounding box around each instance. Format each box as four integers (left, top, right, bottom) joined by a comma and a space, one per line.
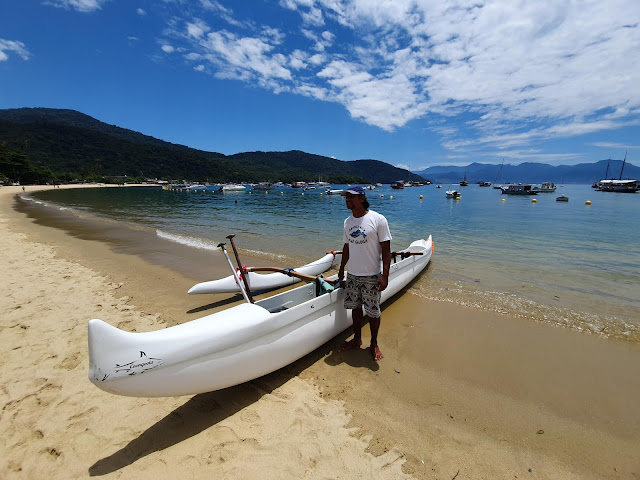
253, 182, 273, 190
595, 179, 639, 192
532, 182, 557, 193
500, 184, 538, 195
390, 180, 405, 189
188, 252, 338, 294
593, 151, 639, 192
88, 237, 433, 397
459, 174, 468, 187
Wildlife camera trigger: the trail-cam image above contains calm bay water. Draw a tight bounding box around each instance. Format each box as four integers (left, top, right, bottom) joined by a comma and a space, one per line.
31, 183, 640, 343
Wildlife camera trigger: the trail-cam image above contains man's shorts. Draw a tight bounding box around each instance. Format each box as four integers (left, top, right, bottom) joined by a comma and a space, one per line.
344, 272, 381, 318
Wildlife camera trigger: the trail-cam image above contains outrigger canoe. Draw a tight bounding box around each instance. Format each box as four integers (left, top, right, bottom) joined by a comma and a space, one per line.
188, 252, 337, 294
88, 236, 433, 397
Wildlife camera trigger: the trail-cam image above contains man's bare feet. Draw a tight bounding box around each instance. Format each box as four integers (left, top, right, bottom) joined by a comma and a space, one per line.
340, 338, 362, 351
370, 345, 383, 361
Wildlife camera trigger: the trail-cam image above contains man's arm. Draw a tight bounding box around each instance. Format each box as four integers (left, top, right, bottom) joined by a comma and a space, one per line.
378, 240, 391, 291
338, 242, 349, 283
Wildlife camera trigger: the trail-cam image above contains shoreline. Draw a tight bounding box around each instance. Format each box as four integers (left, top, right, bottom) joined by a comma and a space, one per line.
2, 185, 639, 479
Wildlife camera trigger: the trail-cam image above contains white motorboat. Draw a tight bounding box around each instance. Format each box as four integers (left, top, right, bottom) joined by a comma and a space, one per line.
219, 184, 246, 192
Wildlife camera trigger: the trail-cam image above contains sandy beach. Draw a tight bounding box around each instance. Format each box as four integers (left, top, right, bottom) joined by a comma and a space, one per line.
1, 185, 639, 479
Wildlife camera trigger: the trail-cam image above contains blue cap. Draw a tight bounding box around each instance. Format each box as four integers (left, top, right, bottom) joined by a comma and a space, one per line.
342, 186, 365, 195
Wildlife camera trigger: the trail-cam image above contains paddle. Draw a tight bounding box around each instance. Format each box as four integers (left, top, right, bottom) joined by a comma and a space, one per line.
217, 242, 253, 304
226, 234, 254, 303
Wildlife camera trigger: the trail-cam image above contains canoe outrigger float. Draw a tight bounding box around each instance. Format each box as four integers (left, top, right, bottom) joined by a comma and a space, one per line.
187, 252, 338, 294
88, 235, 433, 397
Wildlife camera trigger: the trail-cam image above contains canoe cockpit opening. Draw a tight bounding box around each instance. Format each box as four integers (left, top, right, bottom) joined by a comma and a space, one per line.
257, 281, 331, 313
267, 302, 293, 313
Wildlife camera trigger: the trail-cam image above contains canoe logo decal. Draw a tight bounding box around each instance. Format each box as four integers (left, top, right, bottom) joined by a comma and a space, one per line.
349, 228, 367, 239
96, 351, 165, 381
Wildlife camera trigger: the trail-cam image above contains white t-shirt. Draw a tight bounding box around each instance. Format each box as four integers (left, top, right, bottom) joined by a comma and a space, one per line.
343, 210, 392, 276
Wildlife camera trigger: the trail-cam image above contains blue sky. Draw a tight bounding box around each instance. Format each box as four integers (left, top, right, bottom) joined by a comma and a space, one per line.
1, 0, 639, 170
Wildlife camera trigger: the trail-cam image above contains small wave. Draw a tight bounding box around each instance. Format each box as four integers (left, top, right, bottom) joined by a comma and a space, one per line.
244, 248, 287, 261
156, 230, 219, 251
411, 279, 640, 344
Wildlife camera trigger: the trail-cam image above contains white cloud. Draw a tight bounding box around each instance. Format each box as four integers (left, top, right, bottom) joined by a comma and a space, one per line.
44, 0, 110, 13
161, 0, 640, 153
0, 39, 31, 62
191, 28, 292, 82
590, 142, 640, 150
186, 19, 210, 39
162, 45, 175, 53
276, 1, 639, 142
137, 8, 146, 16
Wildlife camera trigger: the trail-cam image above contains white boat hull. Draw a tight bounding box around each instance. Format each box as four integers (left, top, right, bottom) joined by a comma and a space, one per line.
188, 253, 337, 294
88, 237, 433, 397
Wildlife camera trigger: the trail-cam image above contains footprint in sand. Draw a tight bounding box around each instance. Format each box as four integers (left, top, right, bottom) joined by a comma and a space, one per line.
240, 409, 260, 423
56, 353, 81, 371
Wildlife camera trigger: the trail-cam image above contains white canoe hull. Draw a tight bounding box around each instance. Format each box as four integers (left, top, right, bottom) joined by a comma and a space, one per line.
188, 252, 337, 294
88, 237, 433, 397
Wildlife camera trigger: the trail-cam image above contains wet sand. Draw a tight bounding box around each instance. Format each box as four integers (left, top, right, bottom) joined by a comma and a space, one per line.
1, 184, 639, 479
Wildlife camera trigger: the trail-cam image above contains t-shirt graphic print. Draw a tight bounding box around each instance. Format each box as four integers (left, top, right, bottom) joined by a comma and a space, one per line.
343, 210, 392, 276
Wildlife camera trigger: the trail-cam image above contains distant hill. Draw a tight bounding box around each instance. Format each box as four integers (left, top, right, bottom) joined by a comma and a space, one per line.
0, 108, 424, 184
413, 159, 640, 184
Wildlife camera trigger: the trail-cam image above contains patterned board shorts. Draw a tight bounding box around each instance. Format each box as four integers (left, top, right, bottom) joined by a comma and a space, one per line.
344, 273, 381, 318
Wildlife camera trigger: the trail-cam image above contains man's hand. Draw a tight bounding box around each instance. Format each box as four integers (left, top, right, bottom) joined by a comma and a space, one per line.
377, 274, 388, 292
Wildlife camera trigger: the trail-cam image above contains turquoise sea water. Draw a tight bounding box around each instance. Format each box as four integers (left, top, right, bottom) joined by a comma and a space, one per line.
30, 184, 640, 343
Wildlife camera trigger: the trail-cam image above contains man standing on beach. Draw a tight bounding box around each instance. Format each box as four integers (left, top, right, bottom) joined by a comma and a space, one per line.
338, 186, 392, 361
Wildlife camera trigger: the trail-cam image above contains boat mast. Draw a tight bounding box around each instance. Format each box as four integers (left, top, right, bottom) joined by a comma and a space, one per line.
493, 158, 504, 184
619, 150, 627, 180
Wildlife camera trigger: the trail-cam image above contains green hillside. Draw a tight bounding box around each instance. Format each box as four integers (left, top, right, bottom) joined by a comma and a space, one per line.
0, 108, 424, 185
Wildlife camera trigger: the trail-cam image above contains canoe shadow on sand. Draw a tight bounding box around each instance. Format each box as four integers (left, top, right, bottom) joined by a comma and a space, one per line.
88, 271, 427, 476
88, 333, 353, 476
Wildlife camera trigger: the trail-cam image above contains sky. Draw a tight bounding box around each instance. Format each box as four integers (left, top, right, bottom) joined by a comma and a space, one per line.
1, 0, 639, 171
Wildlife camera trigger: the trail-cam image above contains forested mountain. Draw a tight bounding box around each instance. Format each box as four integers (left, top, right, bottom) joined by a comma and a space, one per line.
0, 108, 424, 185
413, 159, 640, 184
